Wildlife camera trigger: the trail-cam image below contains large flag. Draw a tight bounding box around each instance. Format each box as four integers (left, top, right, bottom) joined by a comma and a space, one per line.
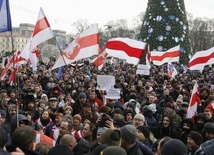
0, 0, 12, 33
151, 45, 180, 66
92, 50, 108, 70
0, 50, 25, 80
146, 44, 151, 66
188, 47, 214, 70
52, 24, 99, 70
186, 82, 201, 118
20, 7, 54, 71
105, 37, 146, 65
168, 63, 178, 78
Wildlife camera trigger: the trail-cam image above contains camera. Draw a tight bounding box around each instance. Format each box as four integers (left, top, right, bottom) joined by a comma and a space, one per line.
98, 114, 111, 127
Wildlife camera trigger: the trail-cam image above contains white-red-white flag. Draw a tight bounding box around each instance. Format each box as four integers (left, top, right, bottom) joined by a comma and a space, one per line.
188, 47, 214, 70
146, 44, 151, 66
186, 82, 201, 118
92, 50, 108, 70
151, 45, 180, 66
20, 7, 54, 71
105, 37, 146, 65
52, 24, 99, 70
0, 51, 25, 80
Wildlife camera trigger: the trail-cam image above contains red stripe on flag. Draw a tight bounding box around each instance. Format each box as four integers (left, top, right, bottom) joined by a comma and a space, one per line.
93, 51, 108, 68
32, 17, 50, 37
62, 33, 98, 60
188, 52, 214, 68
78, 33, 99, 48
152, 51, 180, 61
106, 41, 143, 58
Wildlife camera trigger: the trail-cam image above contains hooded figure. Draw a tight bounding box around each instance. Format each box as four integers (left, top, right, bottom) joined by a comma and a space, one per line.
152, 114, 178, 139
193, 113, 208, 134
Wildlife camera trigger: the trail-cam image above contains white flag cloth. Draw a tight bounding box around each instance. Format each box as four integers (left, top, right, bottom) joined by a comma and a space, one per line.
105, 37, 146, 65
20, 7, 54, 71
188, 47, 214, 70
52, 24, 99, 70
151, 45, 180, 66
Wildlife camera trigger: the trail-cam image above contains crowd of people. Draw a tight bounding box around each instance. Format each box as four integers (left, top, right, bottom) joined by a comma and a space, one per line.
0, 60, 214, 155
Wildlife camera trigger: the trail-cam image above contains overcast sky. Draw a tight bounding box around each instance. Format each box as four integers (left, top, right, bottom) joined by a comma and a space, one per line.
10, 0, 214, 33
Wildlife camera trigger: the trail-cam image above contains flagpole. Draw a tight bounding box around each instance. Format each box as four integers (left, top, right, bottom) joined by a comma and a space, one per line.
10, 31, 19, 128
55, 39, 67, 67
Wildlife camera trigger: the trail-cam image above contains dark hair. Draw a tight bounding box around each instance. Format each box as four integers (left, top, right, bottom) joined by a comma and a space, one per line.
12, 125, 36, 149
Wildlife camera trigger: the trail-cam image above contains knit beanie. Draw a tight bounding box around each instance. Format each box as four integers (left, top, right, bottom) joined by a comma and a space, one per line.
137, 125, 150, 139
161, 139, 188, 155
113, 108, 123, 115
188, 131, 203, 146
48, 144, 74, 155
100, 129, 122, 146
78, 93, 87, 99
101, 146, 127, 155
133, 114, 145, 123
120, 125, 137, 144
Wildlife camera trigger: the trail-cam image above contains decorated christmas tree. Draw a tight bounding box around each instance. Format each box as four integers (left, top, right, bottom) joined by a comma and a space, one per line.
140, 0, 190, 64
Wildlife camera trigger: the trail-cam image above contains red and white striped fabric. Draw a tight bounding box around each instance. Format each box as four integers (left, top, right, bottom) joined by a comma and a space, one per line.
146, 44, 152, 66
92, 50, 108, 70
188, 47, 214, 70
20, 7, 54, 71
0, 50, 25, 80
186, 82, 201, 118
52, 24, 99, 70
151, 45, 180, 66
105, 37, 146, 65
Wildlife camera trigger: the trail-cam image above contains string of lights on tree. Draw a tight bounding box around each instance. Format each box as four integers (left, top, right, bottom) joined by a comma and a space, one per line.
140, 0, 191, 64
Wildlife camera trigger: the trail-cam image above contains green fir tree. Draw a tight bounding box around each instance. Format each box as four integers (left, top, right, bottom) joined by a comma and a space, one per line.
140, 0, 190, 64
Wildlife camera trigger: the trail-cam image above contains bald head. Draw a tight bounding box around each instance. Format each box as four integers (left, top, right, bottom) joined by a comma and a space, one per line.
60, 134, 77, 150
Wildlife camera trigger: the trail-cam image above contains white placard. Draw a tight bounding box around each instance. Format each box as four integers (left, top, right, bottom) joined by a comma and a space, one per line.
136, 64, 151, 75
106, 88, 121, 99
97, 75, 115, 90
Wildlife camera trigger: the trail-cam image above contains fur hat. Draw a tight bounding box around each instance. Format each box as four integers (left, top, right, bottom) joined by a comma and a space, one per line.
73, 114, 82, 122
188, 131, 203, 146
101, 146, 127, 155
120, 125, 137, 144
100, 128, 122, 146
181, 118, 193, 129
161, 139, 188, 155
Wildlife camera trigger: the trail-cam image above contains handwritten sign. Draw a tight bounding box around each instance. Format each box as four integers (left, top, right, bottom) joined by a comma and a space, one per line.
136, 64, 151, 75
97, 75, 115, 90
